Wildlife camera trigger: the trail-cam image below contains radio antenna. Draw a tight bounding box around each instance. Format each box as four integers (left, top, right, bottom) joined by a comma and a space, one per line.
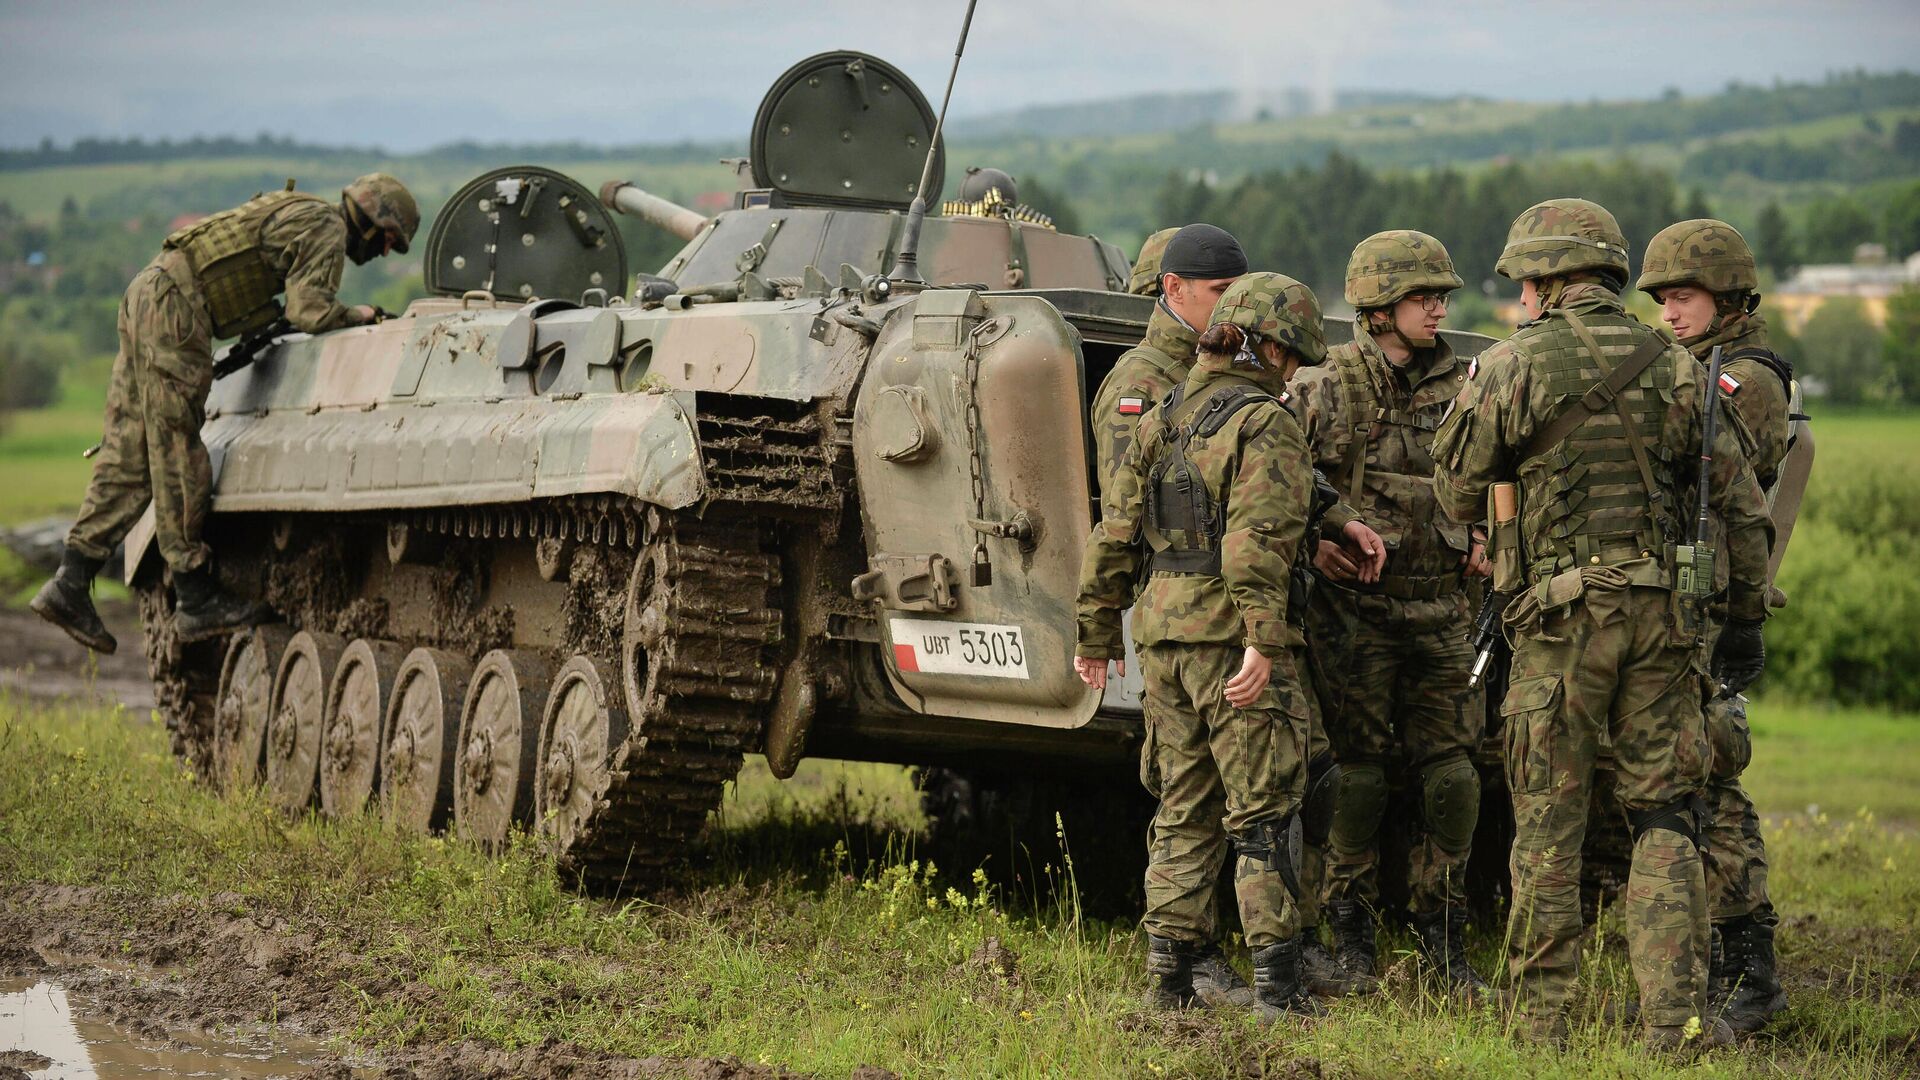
886, 0, 979, 288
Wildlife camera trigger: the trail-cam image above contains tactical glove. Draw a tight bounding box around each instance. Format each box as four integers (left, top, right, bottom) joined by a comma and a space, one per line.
1712, 617, 1766, 695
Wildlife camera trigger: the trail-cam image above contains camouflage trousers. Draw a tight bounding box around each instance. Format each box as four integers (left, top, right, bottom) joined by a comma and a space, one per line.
1501, 579, 1712, 1031
1138, 641, 1311, 948
1323, 591, 1484, 914
67, 252, 215, 574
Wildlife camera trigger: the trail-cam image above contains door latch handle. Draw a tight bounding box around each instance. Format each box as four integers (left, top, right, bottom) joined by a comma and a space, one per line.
968, 509, 1036, 548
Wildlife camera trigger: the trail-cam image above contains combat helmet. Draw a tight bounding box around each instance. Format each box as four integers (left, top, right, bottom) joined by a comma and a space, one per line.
1636, 218, 1759, 298
1494, 198, 1630, 284
1129, 227, 1180, 295
957, 166, 1018, 205
1345, 230, 1463, 309
1207, 271, 1327, 369
343, 173, 421, 261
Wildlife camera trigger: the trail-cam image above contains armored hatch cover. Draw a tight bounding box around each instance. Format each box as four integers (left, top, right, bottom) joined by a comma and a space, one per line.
424, 165, 627, 302
750, 51, 943, 211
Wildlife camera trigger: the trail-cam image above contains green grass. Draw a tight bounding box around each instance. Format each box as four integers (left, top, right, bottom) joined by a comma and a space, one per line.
0, 693, 1914, 1078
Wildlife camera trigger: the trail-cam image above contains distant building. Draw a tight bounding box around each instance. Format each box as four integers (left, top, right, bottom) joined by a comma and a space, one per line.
1770, 248, 1920, 332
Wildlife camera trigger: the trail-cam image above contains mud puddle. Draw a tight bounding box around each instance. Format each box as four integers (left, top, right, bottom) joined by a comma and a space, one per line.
0, 978, 344, 1079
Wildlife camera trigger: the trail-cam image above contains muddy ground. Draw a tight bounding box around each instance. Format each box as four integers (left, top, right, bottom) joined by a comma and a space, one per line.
0, 601, 152, 713
0, 611, 885, 1079
0, 883, 848, 1080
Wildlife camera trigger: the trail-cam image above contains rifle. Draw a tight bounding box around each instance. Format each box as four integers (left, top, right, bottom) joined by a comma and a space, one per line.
1465, 587, 1508, 692
1673, 345, 1723, 599
1465, 481, 1519, 692
212, 318, 293, 380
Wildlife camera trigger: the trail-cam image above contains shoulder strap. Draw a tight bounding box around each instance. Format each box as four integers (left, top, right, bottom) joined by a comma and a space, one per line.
1334, 352, 1375, 506
1194, 382, 1275, 438
1519, 319, 1668, 463
1725, 346, 1793, 394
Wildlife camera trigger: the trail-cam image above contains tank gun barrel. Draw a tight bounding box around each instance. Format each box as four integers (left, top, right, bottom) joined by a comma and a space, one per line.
598, 180, 708, 242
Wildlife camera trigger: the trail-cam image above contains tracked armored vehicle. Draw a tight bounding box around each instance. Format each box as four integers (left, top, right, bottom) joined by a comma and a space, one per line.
130, 51, 1497, 895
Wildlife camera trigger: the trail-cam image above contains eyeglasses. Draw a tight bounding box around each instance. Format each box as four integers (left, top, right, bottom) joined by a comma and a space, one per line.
1412, 292, 1452, 314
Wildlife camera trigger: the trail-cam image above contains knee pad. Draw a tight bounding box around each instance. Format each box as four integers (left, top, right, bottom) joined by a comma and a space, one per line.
1231, 815, 1304, 900
1419, 751, 1481, 856
1302, 753, 1340, 847
1627, 794, 1706, 849
1326, 760, 1388, 855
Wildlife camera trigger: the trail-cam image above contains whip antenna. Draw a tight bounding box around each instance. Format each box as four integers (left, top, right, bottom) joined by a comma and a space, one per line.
887, 0, 979, 287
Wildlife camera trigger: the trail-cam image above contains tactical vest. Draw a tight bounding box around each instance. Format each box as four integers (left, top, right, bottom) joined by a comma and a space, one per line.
165, 188, 324, 338
1327, 347, 1458, 601
1143, 376, 1276, 576
1515, 308, 1683, 582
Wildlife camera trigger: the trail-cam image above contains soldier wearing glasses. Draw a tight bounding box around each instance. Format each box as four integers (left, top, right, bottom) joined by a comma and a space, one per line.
1287, 231, 1491, 996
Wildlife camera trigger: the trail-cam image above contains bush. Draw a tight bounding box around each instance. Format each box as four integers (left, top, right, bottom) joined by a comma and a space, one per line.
1767, 461, 1920, 710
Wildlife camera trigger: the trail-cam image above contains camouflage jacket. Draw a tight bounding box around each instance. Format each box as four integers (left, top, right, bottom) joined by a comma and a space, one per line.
167, 194, 357, 338
1090, 301, 1199, 498
1291, 319, 1473, 619
1077, 363, 1314, 661
1430, 284, 1773, 621
1690, 313, 1791, 489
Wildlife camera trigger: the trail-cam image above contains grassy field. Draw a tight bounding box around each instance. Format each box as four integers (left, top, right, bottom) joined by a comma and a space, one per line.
0, 692, 1914, 1078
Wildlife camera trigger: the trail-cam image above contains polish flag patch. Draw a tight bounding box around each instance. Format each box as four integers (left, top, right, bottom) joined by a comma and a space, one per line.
1117, 397, 1146, 415
1718, 372, 1742, 394
1467, 357, 1479, 380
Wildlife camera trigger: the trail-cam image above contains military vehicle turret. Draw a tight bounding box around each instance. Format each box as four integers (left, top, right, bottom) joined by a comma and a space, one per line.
129, 51, 1495, 893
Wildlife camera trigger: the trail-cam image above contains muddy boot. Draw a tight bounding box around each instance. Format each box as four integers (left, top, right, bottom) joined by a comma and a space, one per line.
1412, 906, 1490, 998
30, 549, 116, 654
173, 566, 264, 643
1251, 938, 1323, 1021
1327, 899, 1379, 993
1143, 935, 1199, 1010
1299, 924, 1359, 997
1189, 942, 1254, 1007
1714, 915, 1787, 1035
1645, 1016, 1735, 1058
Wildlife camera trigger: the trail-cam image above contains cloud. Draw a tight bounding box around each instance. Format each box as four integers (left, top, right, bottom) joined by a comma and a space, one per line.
0, 0, 1915, 149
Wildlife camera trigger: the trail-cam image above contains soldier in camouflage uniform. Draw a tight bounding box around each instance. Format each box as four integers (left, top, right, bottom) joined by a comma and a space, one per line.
1638, 219, 1792, 1035
1290, 231, 1490, 996
1128, 228, 1180, 296
1431, 198, 1772, 1053
1076, 273, 1387, 1020
31, 174, 418, 653
1091, 224, 1246, 497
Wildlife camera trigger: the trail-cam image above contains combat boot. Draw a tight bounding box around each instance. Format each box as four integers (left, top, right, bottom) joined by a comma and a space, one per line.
1327, 899, 1379, 992
1412, 906, 1491, 998
1713, 915, 1787, 1035
30, 549, 116, 654
1250, 938, 1323, 1021
1143, 935, 1200, 1010
172, 566, 263, 643
1645, 1016, 1735, 1058
1299, 923, 1361, 997
1189, 942, 1255, 1007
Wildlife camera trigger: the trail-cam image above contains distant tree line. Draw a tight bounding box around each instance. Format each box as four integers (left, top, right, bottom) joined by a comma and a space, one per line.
0, 133, 735, 173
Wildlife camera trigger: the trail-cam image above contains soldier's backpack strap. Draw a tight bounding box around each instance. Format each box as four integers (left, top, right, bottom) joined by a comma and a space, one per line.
1333, 352, 1376, 507
1519, 320, 1668, 464
1146, 377, 1276, 576
1724, 346, 1794, 395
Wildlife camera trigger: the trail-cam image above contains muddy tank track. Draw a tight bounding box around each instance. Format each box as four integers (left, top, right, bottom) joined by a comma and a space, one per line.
137, 581, 219, 778
551, 512, 784, 884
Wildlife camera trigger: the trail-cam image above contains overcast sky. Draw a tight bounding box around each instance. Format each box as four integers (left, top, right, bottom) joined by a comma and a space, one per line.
3, 0, 1917, 150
